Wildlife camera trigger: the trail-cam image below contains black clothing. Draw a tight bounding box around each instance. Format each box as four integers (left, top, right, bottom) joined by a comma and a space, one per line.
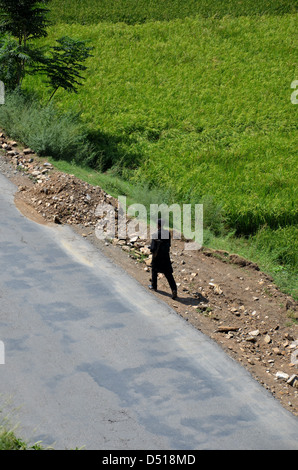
151, 268, 177, 293
150, 229, 177, 293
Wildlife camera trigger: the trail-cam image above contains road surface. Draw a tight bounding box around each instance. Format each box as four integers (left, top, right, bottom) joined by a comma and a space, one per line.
0, 172, 297, 450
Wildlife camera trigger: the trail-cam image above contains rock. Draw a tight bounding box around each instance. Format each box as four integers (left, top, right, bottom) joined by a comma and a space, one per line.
216, 326, 239, 333
140, 246, 151, 256
272, 347, 282, 355
284, 333, 295, 341
285, 299, 294, 310
287, 374, 298, 386
209, 282, 223, 295
246, 335, 257, 343
275, 371, 290, 381
116, 239, 126, 246
53, 215, 61, 224
248, 329, 260, 337
23, 148, 33, 154
264, 334, 271, 344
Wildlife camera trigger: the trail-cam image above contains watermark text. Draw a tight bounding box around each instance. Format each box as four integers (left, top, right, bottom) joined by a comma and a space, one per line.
95, 196, 203, 250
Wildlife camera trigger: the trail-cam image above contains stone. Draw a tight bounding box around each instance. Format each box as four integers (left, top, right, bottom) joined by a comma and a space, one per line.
53, 215, 61, 224
272, 347, 282, 355
275, 371, 289, 381
116, 239, 126, 246
248, 329, 260, 336
216, 326, 239, 333
287, 374, 298, 386
246, 335, 257, 343
140, 246, 151, 256
264, 334, 271, 344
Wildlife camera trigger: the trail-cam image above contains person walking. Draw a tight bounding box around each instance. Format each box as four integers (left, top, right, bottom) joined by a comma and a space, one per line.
149, 219, 177, 299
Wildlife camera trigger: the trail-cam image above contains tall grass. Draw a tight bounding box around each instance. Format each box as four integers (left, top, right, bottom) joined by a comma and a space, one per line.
0, 91, 97, 166
24, 14, 298, 237
48, 0, 298, 25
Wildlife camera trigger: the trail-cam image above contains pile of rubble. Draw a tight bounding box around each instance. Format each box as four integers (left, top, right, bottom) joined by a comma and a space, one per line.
1, 132, 119, 227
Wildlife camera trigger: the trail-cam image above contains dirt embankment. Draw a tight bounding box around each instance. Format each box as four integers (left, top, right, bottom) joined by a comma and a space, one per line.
1, 132, 297, 417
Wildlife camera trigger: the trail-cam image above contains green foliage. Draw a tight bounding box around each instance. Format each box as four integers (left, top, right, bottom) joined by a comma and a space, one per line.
253, 225, 298, 270
0, 0, 51, 88
48, 0, 298, 25
26, 14, 297, 237
0, 0, 50, 45
35, 36, 93, 100
0, 91, 96, 164
0, 1, 92, 97
0, 35, 23, 89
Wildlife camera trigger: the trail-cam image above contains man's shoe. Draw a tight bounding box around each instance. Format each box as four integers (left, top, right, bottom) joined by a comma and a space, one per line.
171, 290, 177, 299
148, 285, 157, 291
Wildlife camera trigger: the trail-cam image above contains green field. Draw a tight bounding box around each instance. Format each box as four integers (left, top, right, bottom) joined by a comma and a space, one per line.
48, 0, 297, 24
1, 1, 297, 295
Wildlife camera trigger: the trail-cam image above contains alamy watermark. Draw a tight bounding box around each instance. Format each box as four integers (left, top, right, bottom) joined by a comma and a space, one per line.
0, 80, 4, 105
95, 196, 203, 250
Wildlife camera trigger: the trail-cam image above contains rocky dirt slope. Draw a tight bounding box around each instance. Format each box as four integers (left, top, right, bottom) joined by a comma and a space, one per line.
1, 132, 297, 417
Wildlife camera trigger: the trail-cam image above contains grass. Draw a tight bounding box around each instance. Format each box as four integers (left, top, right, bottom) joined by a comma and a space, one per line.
48, 0, 298, 25
24, 14, 297, 235
0, 2, 297, 297
0, 415, 43, 450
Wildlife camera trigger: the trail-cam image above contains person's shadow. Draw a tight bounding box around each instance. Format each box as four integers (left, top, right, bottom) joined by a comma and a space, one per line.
157, 289, 209, 306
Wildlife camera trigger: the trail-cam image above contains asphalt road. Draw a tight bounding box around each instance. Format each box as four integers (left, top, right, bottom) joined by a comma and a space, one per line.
0, 172, 297, 450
